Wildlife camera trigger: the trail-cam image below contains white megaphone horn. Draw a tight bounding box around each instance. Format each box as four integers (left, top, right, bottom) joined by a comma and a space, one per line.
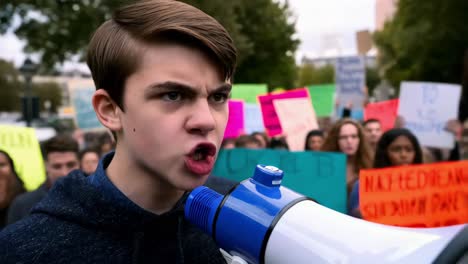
185, 164, 467, 264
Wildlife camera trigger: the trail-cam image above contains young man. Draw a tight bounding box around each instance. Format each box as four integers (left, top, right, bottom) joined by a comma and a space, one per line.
0, 1, 237, 263
363, 119, 383, 152
6, 134, 80, 225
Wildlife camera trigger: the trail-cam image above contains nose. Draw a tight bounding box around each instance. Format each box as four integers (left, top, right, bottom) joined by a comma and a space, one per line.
185, 100, 216, 135
59, 166, 71, 177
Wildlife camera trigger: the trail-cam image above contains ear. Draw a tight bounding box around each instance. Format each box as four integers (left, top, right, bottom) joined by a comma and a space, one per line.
92, 89, 123, 132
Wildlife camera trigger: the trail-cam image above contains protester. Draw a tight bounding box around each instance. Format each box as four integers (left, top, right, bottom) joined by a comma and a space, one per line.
0, 150, 25, 229
362, 119, 383, 152
348, 128, 423, 217
304, 129, 325, 151
235, 135, 262, 149
78, 148, 100, 176
98, 132, 115, 156
269, 137, 289, 150
321, 118, 373, 194
0, 1, 237, 262
221, 138, 236, 149
251, 132, 269, 148
6, 134, 80, 225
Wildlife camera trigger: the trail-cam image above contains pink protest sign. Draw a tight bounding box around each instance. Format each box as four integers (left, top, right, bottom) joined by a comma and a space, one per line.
224, 100, 245, 139
364, 99, 399, 131
258, 88, 310, 137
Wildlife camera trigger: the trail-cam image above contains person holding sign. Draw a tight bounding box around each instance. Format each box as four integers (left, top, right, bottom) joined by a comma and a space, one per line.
0, 1, 236, 263
322, 118, 373, 194
349, 128, 423, 217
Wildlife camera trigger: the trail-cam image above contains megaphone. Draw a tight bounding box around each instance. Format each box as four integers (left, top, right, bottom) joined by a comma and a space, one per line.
185, 164, 467, 264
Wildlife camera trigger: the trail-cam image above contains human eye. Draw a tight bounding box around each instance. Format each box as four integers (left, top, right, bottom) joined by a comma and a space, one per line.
209, 92, 229, 104
162, 91, 183, 102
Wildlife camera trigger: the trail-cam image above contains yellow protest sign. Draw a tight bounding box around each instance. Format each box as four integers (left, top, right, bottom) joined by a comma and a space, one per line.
359, 161, 468, 227
0, 125, 46, 191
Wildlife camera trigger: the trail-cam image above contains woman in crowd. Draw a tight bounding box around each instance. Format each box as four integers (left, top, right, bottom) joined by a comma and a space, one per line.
321, 118, 373, 194
0, 150, 26, 229
78, 148, 101, 176
304, 129, 325, 151
348, 128, 423, 217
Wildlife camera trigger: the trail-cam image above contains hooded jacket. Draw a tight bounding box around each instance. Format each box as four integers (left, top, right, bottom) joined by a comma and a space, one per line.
0, 152, 226, 264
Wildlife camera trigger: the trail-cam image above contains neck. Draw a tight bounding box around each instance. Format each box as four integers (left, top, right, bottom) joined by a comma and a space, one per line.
106, 146, 184, 215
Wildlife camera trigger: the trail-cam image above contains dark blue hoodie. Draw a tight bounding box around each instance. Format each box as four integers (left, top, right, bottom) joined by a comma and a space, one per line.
0, 152, 226, 264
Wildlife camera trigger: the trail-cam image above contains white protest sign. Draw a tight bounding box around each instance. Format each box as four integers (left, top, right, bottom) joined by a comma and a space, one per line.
398, 81, 461, 149
273, 98, 318, 151
335, 56, 366, 111
244, 103, 265, 134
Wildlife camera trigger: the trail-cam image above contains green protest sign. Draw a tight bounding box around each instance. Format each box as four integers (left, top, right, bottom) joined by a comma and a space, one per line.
307, 84, 336, 117
231, 84, 268, 104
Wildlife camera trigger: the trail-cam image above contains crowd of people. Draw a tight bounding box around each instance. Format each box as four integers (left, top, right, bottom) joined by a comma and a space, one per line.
1, 116, 463, 230
219, 116, 465, 214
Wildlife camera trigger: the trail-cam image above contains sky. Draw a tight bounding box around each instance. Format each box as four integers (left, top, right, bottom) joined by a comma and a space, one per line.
0, 0, 375, 72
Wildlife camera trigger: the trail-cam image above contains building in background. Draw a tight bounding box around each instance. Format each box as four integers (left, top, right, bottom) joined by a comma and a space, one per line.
375, 0, 397, 31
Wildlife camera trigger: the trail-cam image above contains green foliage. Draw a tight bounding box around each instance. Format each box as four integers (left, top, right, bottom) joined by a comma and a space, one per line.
0, 0, 299, 90
374, 0, 468, 88
0, 59, 22, 111
365, 67, 380, 96
297, 64, 334, 87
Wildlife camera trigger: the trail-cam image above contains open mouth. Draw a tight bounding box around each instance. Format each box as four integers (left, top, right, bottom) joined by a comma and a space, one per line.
190, 143, 216, 161
185, 143, 217, 175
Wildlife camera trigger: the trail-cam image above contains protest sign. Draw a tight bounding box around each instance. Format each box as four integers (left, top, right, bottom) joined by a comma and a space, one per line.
68, 79, 104, 131
258, 88, 309, 137
359, 161, 468, 227
335, 56, 366, 111
307, 84, 335, 117
398, 81, 461, 149
244, 103, 265, 134
0, 125, 46, 191
273, 98, 318, 151
231, 84, 268, 104
224, 100, 245, 139
213, 148, 347, 213
364, 99, 399, 131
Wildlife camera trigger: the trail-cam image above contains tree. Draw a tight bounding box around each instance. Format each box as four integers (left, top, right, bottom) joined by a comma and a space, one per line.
0, 59, 22, 111
0, 0, 299, 89
374, 0, 468, 89
296, 64, 334, 87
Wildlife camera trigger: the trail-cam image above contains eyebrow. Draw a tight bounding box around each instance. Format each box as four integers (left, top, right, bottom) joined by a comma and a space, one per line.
145, 81, 232, 97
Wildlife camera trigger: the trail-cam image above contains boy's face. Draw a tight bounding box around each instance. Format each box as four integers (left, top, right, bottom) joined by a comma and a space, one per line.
117, 43, 230, 191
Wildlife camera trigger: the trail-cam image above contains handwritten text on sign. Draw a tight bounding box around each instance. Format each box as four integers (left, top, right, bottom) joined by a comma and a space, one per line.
335, 56, 366, 110
398, 81, 461, 149
360, 161, 468, 227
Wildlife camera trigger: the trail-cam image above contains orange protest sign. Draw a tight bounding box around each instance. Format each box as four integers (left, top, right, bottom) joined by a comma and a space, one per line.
359, 161, 468, 227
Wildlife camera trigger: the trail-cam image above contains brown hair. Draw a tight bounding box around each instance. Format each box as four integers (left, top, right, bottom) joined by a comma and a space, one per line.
86, 0, 237, 110
322, 118, 373, 172
235, 135, 261, 148
42, 134, 79, 160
